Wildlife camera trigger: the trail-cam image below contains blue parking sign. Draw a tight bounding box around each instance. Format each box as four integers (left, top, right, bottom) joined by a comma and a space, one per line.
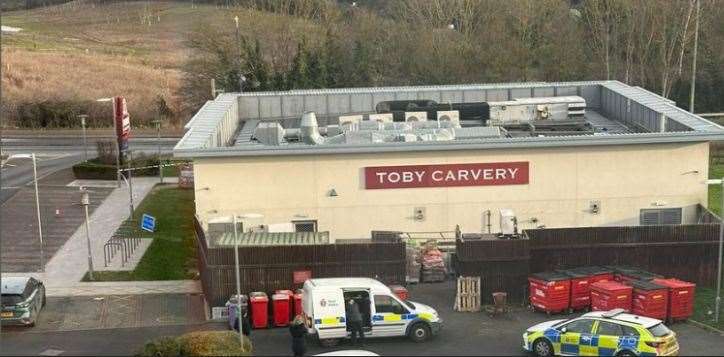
141, 214, 156, 232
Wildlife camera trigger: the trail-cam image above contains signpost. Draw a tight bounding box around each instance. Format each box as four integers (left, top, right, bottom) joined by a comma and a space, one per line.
113, 96, 131, 157
141, 214, 156, 233
364, 161, 530, 189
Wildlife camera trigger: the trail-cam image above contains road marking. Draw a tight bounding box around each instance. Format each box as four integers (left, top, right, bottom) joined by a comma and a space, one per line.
39, 349, 65, 356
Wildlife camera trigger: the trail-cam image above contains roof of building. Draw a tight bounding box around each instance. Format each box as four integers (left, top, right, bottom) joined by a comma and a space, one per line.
174, 81, 724, 158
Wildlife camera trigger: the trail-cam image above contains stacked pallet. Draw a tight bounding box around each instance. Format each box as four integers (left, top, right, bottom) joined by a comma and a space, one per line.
406, 245, 421, 283
420, 243, 447, 282
454, 276, 481, 312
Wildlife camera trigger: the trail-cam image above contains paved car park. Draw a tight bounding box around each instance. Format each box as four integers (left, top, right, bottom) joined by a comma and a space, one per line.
250, 281, 724, 356
2, 293, 206, 332
2, 282, 723, 356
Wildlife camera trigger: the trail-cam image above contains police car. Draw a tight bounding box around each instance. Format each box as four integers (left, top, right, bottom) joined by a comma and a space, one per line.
523, 309, 679, 356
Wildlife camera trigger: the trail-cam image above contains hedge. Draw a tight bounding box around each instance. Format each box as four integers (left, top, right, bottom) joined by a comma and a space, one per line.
72, 158, 159, 180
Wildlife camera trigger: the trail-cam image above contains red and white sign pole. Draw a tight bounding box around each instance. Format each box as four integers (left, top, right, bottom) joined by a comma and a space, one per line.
365, 162, 529, 189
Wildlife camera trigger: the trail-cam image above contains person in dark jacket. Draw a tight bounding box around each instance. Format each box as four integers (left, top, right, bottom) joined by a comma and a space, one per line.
290, 315, 308, 357
346, 299, 365, 346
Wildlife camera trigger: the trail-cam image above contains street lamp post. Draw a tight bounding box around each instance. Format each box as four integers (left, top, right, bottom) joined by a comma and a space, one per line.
232, 215, 243, 350
30, 154, 44, 272
80, 189, 95, 281
706, 178, 724, 323
152, 119, 163, 183
78, 114, 89, 162
233, 16, 245, 93
8, 154, 45, 271
231, 213, 263, 351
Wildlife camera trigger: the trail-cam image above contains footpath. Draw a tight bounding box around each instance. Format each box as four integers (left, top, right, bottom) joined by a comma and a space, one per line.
2, 176, 201, 297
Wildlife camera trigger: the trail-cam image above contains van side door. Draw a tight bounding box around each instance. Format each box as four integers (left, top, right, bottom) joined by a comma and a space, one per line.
371, 294, 410, 337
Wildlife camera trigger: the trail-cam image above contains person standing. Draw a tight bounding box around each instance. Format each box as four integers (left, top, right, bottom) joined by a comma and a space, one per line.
289, 315, 308, 357
346, 299, 365, 346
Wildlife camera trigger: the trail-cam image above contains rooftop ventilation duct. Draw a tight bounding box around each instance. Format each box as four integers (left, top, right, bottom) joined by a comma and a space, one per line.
300, 112, 326, 145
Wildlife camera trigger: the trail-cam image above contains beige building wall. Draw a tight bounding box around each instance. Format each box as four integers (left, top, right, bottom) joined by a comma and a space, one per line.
193, 142, 710, 240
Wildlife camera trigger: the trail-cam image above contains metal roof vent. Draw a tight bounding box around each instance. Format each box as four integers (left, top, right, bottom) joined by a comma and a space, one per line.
300, 112, 326, 145
253, 122, 285, 146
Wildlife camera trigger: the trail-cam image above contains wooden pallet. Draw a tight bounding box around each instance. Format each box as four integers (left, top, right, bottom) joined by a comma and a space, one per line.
454, 276, 481, 312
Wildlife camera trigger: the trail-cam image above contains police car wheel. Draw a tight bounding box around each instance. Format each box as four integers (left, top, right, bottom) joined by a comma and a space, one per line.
409, 323, 430, 343
533, 339, 553, 357
616, 351, 636, 357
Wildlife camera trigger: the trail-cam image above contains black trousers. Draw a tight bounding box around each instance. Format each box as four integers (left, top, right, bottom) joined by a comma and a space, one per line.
349, 321, 365, 345
292, 337, 306, 357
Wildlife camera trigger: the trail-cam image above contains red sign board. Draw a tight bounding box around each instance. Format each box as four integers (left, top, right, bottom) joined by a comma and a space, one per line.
364, 162, 529, 189
113, 96, 131, 152
293, 270, 312, 284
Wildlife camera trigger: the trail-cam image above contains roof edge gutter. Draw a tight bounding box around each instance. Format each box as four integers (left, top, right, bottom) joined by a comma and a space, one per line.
174, 132, 722, 159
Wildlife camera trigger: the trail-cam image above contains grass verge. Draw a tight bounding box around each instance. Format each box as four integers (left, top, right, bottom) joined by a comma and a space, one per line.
692, 286, 724, 331
84, 185, 196, 281
709, 161, 724, 216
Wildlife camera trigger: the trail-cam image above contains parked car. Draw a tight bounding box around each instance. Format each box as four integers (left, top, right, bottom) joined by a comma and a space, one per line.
523, 309, 679, 356
1, 277, 46, 327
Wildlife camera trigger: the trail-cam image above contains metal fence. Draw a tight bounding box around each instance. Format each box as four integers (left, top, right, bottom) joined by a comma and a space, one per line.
195, 219, 406, 307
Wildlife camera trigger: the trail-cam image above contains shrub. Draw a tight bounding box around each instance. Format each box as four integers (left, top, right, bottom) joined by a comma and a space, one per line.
137, 331, 252, 357
179, 331, 252, 357
72, 156, 162, 180
138, 337, 184, 357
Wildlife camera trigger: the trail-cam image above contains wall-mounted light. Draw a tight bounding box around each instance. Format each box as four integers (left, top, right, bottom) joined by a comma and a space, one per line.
328, 189, 338, 197
207, 209, 218, 214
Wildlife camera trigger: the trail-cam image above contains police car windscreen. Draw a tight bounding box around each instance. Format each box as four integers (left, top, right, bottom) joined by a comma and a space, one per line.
402, 300, 415, 310
648, 323, 672, 337
1, 294, 23, 306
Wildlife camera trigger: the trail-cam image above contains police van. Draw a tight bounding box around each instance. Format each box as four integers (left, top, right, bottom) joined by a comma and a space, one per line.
302, 278, 443, 344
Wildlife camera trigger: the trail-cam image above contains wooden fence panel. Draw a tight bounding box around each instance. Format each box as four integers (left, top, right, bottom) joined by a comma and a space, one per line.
194, 219, 406, 307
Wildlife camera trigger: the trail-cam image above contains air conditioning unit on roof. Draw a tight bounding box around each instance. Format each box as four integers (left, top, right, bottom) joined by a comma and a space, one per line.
338, 115, 363, 126
367, 113, 393, 123
405, 111, 428, 122
436, 110, 460, 126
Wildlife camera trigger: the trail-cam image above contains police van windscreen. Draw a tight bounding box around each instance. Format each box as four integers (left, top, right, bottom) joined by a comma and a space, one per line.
402, 300, 415, 310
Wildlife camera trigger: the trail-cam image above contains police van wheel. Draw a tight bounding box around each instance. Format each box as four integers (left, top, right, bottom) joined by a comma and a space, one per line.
616, 352, 636, 357
532, 339, 553, 357
319, 338, 339, 347
408, 323, 431, 343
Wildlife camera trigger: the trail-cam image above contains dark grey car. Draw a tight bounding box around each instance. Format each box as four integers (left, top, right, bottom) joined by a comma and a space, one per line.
1, 277, 46, 326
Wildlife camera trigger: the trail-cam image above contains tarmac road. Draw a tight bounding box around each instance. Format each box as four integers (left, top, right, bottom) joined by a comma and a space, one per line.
1, 136, 178, 203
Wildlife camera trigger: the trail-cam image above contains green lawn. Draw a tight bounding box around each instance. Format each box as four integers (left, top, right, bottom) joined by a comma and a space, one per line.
697, 160, 724, 330
84, 185, 196, 281
692, 286, 724, 331
709, 162, 724, 216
